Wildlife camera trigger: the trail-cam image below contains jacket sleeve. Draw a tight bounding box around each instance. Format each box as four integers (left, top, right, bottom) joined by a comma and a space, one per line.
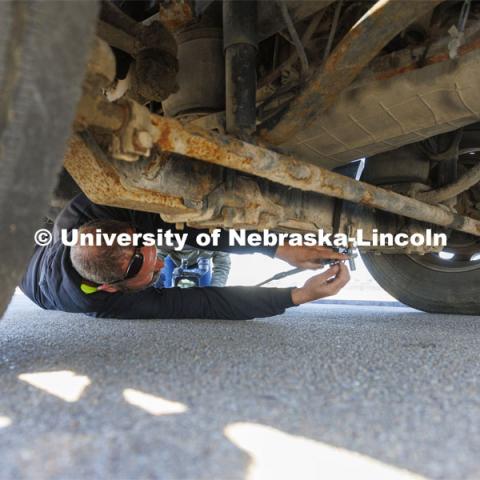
210, 252, 231, 287
92, 285, 296, 320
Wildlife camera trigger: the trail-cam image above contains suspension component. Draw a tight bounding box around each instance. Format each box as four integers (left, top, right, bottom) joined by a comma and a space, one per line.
223, 0, 258, 135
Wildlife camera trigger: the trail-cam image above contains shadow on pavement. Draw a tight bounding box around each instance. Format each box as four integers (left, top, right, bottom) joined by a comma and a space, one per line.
1, 295, 480, 479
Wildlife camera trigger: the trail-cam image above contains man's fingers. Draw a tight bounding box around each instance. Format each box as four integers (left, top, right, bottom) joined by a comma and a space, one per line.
301, 258, 346, 270
304, 248, 349, 262
294, 263, 350, 304
323, 263, 350, 293
312, 264, 340, 282
326, 251, 349, 260
301, 260, 328, 270
310, 245, 348, 256
275, 244, 350, 270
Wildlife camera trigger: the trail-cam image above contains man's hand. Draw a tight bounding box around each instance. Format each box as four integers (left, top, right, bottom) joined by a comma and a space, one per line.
291, 263, 350, 305
275, 244, 348, 269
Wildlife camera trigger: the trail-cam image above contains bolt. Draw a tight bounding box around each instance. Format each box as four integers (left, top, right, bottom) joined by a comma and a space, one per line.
134, 130, 153, 150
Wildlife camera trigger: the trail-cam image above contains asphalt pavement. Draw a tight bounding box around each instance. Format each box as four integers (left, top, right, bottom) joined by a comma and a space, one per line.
1, 293, 480, 480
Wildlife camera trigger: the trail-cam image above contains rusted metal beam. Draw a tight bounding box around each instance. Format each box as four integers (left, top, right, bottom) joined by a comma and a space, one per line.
64, 128, 440, 253
111, 153, 341, 234
151, 115, 480, 237
260, 0, 443, 144
363, 19, 480, 83
64, 133, 194, 216
64, 133, 341, 236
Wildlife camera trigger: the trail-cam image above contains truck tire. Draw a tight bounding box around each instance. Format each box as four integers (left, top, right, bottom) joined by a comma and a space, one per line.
361, 252, 480, 314
361, 142, 480, 315
0, 1, 98, 317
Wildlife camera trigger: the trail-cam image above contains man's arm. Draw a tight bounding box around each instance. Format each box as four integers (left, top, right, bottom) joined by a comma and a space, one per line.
90, 263, 350, 320
92, 285, 295, 320
210, 252, 231, 287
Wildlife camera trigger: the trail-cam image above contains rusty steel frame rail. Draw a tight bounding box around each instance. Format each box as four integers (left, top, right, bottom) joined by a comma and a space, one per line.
151, 116, 480, 237
260, 0, 443, 144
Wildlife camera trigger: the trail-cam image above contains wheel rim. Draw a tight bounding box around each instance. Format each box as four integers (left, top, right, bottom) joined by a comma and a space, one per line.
408, 233, 480, 273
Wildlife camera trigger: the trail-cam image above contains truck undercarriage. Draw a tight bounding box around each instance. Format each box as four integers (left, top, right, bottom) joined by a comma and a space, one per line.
1, 0, 480, 315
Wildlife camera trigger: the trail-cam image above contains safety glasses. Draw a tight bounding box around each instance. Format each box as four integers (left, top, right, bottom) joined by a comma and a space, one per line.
109, 246, 144, 285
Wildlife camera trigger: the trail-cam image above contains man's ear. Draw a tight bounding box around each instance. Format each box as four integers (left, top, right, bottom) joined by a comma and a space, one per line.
97, 284, 119, 293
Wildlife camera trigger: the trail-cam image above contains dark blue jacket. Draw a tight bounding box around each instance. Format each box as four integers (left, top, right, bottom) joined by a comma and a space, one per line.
20, 194, 295, 319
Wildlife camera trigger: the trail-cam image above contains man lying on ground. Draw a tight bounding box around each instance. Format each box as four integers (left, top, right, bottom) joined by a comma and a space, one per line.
20, 193, 349, 320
